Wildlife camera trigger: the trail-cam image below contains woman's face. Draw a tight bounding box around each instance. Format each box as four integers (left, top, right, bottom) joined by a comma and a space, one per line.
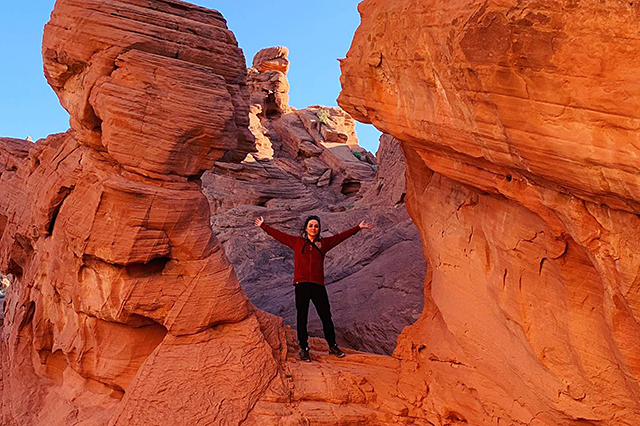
306, 220, 320, 239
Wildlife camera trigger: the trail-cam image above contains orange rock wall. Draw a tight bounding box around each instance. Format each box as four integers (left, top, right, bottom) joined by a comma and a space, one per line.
1, 2, 433, 425
8, 0, 640, 424
339, 0, 640, 424
0, 1, 280, 425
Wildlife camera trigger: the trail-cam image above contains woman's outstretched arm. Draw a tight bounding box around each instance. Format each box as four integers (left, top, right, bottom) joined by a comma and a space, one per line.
323, 220, 374, 252
255, 216, 297, 248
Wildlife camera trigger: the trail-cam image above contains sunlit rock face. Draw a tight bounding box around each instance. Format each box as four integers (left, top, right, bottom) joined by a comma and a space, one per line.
204, 47, 425, 355
339, 0, 640, 424
1, 2, 431, 425
16, 0, 640, 424
0, 1, 279, 425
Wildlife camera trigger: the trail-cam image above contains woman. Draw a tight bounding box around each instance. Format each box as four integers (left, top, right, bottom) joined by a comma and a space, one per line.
255, 215, 374, 362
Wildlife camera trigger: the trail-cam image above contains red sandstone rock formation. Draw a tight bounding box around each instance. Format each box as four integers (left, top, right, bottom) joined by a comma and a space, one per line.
1, 2, 433, 425
203, 47, 424, 355
0, 138, 30, 327
339, 0, 640, 424
0, 137, 30, 258
0, 1, 277, 424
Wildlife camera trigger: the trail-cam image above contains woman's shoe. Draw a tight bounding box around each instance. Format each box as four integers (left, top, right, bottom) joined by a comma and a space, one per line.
329, 345, 345, 358
299, 347, 312, 362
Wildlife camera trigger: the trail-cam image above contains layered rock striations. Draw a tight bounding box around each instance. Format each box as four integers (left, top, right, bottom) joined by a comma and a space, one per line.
203, 47, 425, 355
0, 139, 28, 327
340, 0, 640, 425
1, 1, 432, 425
0, 1, 276, 424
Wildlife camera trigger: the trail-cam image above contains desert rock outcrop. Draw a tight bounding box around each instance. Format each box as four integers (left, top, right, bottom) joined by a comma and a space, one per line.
339, 0, 640, 424
1, 1, 431, 425
0, 1, 276, 424
204, 47, 425, 354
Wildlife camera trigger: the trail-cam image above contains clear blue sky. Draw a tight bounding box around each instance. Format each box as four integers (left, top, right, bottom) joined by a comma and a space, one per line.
0, 0, 382, 154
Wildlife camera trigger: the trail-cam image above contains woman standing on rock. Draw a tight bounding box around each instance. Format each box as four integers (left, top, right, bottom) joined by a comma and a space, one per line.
254, 215, 374, 362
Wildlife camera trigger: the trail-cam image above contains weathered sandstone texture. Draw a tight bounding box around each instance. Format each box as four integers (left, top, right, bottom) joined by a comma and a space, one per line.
204, 47, 425, 354
0, 1, 274, 424
0, 139, 30, 328
339, 0, 640, 424
1, 1, 431, 425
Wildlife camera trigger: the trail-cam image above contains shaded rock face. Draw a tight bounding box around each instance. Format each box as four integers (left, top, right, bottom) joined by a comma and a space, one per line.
0, 1, 281, 425
0, 140, 27, 326
340, 0, 640, 424
203, 47, 425, 355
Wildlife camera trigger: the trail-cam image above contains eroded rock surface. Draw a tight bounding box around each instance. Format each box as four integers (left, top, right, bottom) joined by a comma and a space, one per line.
339, 0, 640, 424
0, 1, 275, 424
1, 1, 429, 425
204, 47, 424, 354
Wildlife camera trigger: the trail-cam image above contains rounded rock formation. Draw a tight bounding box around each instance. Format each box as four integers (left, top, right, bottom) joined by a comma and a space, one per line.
339, 0, 640, 424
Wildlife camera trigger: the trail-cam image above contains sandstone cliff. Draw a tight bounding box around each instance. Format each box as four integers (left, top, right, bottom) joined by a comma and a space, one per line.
11, 0, 635, 424
0, 1, 277, 424
0, 1, 432, 425
204, 47, 424, 355
339, 0, 640, 424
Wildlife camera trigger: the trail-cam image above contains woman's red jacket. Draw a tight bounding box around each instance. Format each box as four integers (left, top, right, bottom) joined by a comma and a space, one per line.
260, 223, 361, 286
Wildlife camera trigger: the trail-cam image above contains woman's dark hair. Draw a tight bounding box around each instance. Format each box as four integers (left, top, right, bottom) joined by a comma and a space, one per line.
300, 215, 322, 238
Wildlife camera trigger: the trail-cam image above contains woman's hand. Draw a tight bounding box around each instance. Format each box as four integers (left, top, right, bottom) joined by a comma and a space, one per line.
358, 220, 374, 230
254, 216, 264, 227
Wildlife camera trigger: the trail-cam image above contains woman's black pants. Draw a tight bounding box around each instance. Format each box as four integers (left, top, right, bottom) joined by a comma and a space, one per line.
294, 282, 336, 349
